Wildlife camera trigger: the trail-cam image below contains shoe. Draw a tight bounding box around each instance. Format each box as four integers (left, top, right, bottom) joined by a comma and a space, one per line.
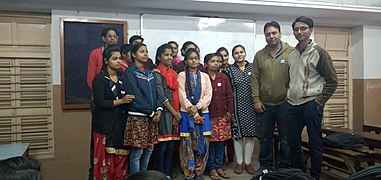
250, 167, 270, 180
234, 164, 244, 174
245, 164, 255, 175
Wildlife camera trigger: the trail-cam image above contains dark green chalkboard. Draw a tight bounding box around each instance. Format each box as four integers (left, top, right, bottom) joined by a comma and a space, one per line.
60, 18, 127, 109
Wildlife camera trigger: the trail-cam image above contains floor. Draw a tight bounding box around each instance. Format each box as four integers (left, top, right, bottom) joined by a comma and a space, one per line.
170, 160, 348, 180
152, 139, 349, 180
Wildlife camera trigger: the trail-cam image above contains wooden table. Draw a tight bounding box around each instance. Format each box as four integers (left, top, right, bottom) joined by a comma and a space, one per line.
0, 143, 30, 160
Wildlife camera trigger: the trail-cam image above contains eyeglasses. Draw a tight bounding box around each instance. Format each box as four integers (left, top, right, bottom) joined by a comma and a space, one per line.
293, 26, 309, 32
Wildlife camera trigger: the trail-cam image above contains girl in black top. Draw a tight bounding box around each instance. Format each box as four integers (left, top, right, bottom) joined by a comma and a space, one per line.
91, 45, 134, 179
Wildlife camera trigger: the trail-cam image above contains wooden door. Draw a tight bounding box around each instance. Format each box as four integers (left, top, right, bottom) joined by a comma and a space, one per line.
315, 27, 352, 128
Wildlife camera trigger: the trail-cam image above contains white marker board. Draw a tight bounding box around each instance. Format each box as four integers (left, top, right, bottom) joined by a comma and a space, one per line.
141, 14, 256, 64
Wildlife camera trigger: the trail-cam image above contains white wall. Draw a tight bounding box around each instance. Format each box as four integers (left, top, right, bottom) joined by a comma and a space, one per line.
363, 25, 381, 79
352, 26, 364, 79
350, 25, 381, 80
51, 10, 141, 85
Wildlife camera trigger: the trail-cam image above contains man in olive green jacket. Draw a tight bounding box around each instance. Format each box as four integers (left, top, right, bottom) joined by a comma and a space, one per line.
249, 21, 294, 178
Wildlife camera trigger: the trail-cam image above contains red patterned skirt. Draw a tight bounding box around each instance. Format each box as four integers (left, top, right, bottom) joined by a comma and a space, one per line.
209, 116, 232, 142
93, 132, 129, 180
124, 115, 158, 148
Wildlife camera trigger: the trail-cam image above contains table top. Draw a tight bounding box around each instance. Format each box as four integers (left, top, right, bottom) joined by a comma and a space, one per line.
0, 143, 30, 160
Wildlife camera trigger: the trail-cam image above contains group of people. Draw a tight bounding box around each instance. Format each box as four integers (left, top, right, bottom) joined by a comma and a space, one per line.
86, 15, 338, 180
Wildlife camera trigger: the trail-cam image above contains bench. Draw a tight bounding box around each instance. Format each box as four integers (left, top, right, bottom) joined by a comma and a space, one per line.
362, 124, 381, 162
363, 124, 381, 135
322, 126, 381, 151
302, 140, 377, 174
302, 126, 381, 174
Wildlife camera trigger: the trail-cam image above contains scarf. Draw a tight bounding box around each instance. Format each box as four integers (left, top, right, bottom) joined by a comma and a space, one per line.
104, 74, 125, 100
186, 69, 207, 154
157, 63, 180, 111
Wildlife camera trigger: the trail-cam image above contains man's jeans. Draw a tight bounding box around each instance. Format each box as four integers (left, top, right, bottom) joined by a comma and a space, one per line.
286, 100, 324, 180
258, 102, 290, 169
130, 146, 154, 174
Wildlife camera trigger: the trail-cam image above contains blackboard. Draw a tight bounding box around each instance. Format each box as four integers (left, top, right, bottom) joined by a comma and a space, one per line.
60, 18, 127, 109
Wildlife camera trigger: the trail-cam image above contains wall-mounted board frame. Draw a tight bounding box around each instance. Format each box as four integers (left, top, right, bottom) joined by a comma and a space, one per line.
60, 18, 127, 109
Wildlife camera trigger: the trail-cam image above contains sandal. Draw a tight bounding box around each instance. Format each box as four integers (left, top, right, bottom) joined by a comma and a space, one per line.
217, 169, 230, 179
209, 170, 221, 180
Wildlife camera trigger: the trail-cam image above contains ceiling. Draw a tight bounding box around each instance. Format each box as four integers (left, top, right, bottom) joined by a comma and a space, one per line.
2, 0, 381, 26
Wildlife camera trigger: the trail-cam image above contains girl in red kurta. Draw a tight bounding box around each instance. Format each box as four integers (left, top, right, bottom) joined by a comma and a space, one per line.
205, 53, 234, 180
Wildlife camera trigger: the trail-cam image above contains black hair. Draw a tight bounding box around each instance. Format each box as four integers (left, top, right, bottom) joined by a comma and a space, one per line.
216, 47, 229, 55
292, 16, 314, 29
130, 43, 147, 63
204, 53, 220, 64
0, 156, 41, 180
184, 48, 201, 108
183, 48, 199, 62
126, 170, 167, 180
232, 45, 246, 56
102, 44, 121, 70
155, 43, 173, 65
4, 157, 40, 171
181, 41, 199, 56
101, 27, 119, 37
120, 44, 134, 55
264, 21, 281, 33
168, 41, 179, 48
129, 35, 144, 44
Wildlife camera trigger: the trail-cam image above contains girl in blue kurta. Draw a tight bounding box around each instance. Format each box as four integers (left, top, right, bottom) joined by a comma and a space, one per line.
178, 48, 213, 180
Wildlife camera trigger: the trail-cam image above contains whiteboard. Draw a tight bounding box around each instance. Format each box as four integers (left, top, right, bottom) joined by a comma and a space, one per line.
141, 14, 256, 64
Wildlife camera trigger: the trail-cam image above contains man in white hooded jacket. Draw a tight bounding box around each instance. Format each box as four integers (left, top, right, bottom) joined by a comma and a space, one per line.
286, 16, 338, 180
